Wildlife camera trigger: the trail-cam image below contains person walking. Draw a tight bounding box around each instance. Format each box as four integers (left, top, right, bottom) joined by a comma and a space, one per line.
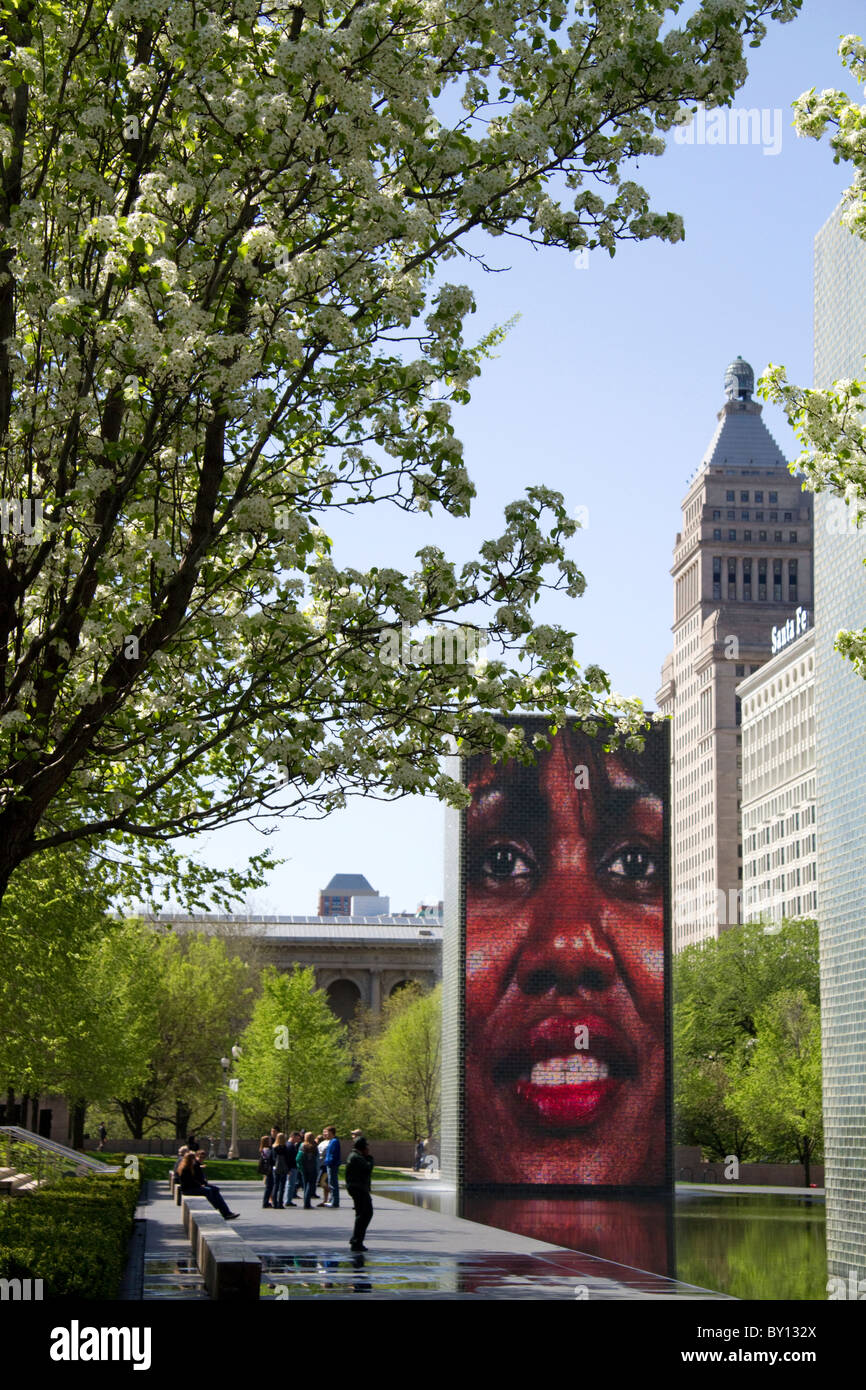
323, 1125, 341, 1208
297, 1132, 320, 1209
258, 1134, 276, 1209
272, 1132, 291, 1209
97, 1120, 108, 1151
177, 1151, 239, 1220
345, 1135, 374, 1251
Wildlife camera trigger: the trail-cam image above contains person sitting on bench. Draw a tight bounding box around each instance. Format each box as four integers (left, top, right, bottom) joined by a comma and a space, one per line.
177, 1152, 239, 1220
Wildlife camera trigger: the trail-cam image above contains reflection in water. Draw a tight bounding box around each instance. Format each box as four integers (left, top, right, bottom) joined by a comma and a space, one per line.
675, 1192, 827, 1301
380, 1183, 828, 1299
463, 1193, 674, 1279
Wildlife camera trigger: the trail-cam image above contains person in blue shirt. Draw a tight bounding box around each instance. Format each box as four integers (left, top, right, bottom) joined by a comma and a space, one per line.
323, 1125, 341, 1208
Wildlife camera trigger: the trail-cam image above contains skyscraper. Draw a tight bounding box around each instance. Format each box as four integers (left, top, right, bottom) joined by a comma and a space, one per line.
657, 360, 814, 952
812, 204, 866, 1278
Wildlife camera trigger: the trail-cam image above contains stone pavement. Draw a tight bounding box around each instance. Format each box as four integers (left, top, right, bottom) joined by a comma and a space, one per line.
139, 1179, 730, 1300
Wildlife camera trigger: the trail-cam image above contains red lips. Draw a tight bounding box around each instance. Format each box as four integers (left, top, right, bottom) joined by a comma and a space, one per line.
510, 1014, 637, 1133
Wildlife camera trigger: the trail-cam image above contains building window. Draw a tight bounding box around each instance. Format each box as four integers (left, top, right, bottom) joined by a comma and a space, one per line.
713, 528, 722, 540
784, 511, 792, 522
759, 530, 767, 541
789, 558, 798, 602
727, 490, 735, 501
743, 557, 752, 599
713, 556, 721, 600
774, 530, 782, 542
744, 529, 751, 541
727, 509, 735, 520
728, 529, 736, 540
770, 510, 778, 521
773, 558, 782, 601
736, 665, 745, 677
759, 558, 767, 601
755, 510, 764, 520
713, 509, 721, 520
755, 491, 763, 503
728, 557, 737, 599
741, 492, 749, 502
741, 510, 749, 520
789, 531, 797, 543
769, 492, 778, 504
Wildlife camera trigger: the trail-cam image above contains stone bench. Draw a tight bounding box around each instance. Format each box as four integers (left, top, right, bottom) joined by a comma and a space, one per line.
198, 1230, 261, 1299
180, 1194, 261, 1300
0, 1170, 42, 1194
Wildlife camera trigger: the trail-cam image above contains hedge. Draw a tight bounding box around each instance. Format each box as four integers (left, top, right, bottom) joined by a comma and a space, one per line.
0, 1173, 140, 1298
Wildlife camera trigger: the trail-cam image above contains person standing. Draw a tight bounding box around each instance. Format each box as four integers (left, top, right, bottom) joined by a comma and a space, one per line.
315, 1133, 329, 1205
259, 1134, 276, 1209
323, 1125, 341, 1208
285, 1131, 302, 1206
345, 1136, 374, 1251
272, 1132, 291, 1209
97, 1120, 108, 1151
297, 1132, 320, 1209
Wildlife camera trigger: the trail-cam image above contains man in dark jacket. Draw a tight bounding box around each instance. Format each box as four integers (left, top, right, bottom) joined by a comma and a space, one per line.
345, 1136, 374, 1251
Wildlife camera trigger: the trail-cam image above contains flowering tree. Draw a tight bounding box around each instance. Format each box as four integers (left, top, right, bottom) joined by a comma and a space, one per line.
760, 35, 866, 673
0, 0, 802, 905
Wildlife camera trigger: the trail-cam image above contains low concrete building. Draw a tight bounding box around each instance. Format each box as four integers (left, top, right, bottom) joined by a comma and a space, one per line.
153, 911, 442, 1022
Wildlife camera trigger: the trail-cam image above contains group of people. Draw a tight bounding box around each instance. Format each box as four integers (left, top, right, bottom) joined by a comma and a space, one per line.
173, 1127, 375, 1251
258, 1126, 340, 1211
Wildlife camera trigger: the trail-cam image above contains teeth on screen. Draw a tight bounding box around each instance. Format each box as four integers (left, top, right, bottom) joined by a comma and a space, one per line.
530, 1055, 609, 1085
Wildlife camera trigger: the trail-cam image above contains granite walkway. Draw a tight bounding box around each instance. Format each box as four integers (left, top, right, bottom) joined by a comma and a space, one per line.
138, 1179, 730, 1301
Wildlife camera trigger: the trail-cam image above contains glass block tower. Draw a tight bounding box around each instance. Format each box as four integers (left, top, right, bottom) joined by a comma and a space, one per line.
657, 361, 813, 952
812, 204, 866, 1279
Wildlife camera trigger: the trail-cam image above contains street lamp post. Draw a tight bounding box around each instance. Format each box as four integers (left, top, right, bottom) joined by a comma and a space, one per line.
219, 1057, 229, 1158
228, 1044, 241, 1160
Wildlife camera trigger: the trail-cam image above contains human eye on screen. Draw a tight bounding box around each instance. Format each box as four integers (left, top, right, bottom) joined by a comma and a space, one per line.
598, 844, 660, 892
474, 842, 537, 890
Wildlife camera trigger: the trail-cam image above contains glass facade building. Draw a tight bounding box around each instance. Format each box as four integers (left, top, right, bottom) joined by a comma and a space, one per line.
813, 204, 866, 1277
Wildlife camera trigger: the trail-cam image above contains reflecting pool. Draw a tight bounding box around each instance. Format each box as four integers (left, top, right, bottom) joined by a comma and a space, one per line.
377, 1182, 827, 1300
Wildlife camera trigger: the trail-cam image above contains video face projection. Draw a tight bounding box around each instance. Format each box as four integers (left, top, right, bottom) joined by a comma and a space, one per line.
459, 720, 671, 1191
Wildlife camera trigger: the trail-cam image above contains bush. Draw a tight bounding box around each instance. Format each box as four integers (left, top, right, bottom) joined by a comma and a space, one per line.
0, 1174, 140, 1298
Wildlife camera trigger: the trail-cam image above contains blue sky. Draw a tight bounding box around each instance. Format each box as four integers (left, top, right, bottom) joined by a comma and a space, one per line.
178, 0, 864, 917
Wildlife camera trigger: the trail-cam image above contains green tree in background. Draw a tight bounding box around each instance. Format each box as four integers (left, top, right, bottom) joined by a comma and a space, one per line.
233, 966, 352, 1135
674, 1055, 749, 1164
725, 989, 823, 1186
355, 984, 441, 1142
674, 919, 820, 1165
0, 851, 153, 1144
108, 927, 256, 1140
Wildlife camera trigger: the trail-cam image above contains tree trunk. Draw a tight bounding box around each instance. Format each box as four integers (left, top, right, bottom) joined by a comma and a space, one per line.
803, 1137, 811, 1188
174, 1100, 192, 1144
68, 1099, 86, 1149
30, 1094, 39, 1131
117, 1097, 149, 1139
